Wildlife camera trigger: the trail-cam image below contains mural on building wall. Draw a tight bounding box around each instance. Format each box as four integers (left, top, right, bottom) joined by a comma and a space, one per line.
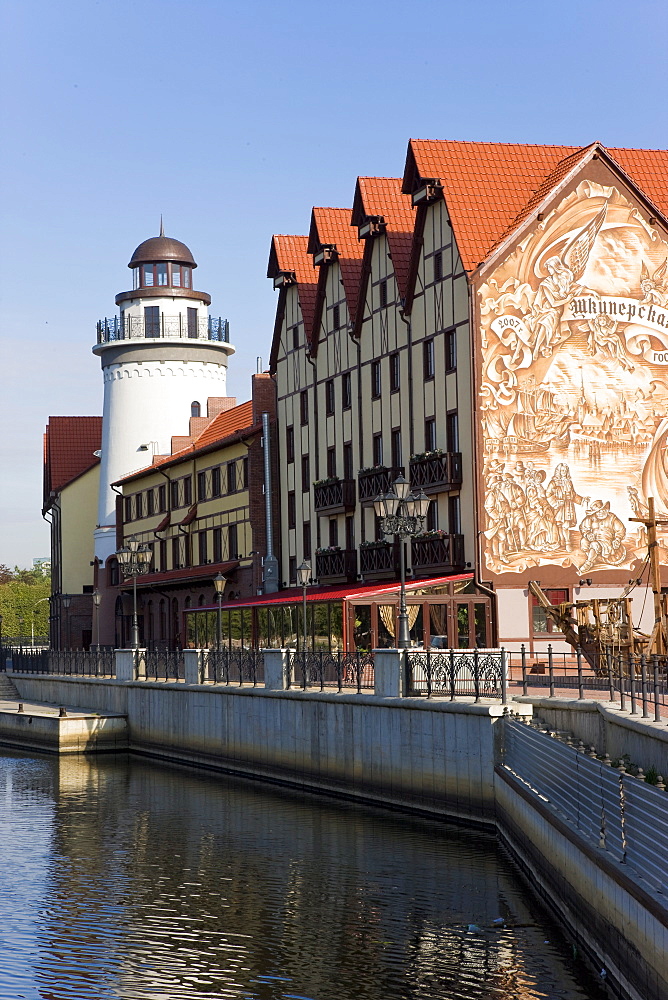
478, 179, 668, 575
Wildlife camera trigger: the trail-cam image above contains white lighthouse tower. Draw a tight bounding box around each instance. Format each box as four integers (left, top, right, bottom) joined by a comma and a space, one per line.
93, 230, 234, 568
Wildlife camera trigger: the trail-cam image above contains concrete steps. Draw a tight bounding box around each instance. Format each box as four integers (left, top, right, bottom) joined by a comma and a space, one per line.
0, 672, 20, 700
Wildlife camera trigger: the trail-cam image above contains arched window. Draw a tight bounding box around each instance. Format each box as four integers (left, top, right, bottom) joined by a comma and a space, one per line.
198, 594, 206, 607
191, 401, 201, 418
184, 596, 192, 609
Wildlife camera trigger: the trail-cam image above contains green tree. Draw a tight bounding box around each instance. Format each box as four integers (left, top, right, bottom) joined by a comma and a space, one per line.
0, 570, 51, 639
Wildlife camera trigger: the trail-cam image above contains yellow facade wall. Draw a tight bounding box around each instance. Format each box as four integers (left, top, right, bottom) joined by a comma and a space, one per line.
60, 465, 99, 593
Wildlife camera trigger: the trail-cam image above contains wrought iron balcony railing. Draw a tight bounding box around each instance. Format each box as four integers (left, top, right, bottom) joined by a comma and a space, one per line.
315, 548, 357, 581
410, 534, 465, 571
409, 452, 462, 493
357, 466, 405, 504
359, 541, 400, 578
313, 478, 356, 514
96, 315, 229, 344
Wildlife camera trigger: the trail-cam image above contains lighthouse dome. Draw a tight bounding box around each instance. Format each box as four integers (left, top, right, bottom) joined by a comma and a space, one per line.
129, 235, 196, 268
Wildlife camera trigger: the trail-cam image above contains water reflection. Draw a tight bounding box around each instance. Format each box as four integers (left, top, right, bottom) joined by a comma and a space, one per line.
0, 751, 605, 1000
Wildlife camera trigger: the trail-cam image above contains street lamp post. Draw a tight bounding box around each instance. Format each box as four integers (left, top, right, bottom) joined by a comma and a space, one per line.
296, 561, 311, 652
115, 540, 153, 649
61, 596, 71, 649
92, 589, 101, 650
374, 476, 430, 649
213, 572, 226, 651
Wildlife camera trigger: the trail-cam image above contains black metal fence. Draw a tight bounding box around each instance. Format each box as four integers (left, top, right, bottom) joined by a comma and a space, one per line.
202, 649, 264, 686
2, 647, 115, 678
138, 650, 184, 682
405, 648, 506, 700
508, 644, 668, 720
287, 650, 375, 693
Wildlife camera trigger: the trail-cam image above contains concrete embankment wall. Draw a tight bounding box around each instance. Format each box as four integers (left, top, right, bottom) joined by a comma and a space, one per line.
8, 673, 504, 826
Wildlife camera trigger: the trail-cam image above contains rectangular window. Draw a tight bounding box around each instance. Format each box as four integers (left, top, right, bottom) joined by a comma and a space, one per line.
212, 527, 222, 563
389, 352, 400, 392
434, 250, 443, 282
300, 390, 308, 425
187, 308, 198, 339
144, 305, 160, 338
170, 480, 180, 509
157, 262, 168, 286
391, 429, 402, 469
345, 515, 355, 550
301, 454, 310, 490
159, 539, 167, 572
292, 326, 299, 350
227, 461, 237, 493
198, 531, 208, 565
343, 442, 353, 481
124, 496, 132, 522
372, 433, 383, 467
332, 303, 340, 329
427, 501, 438, 532
445, 329, 457, 372
289, 556, 297, 585
446, 411, 459, 452
371, 360, 381, 399
172, 264, 181, 287
183, 267, 191, 289
158, 485, 166, 512
135, 492, 143, 519
327, 447, 336, 479
183, 477, 192, 506
326, 379, 335, 415
146, 489, 155, 516
303, 521, 311, 560
228, 523, 238, 559
448, 495, 461, 535
197, 471, 207, 501
425, 417, 436, 453
423, 339, 435, 380
342, 372, 352, 409
183, 535, 191, 568
211, 466, 221, 497
242, 456, 249, 488
286, 426, 294, 463
172, 537, 181, 570
532, 589, 568, 634
379, 278, 387, 308
329, 519, 339, 548
287, 491, 296, 529
143, 264, 154, 287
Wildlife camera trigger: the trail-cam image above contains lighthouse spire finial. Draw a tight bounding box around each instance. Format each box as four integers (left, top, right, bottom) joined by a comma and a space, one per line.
159, 214, 164, 237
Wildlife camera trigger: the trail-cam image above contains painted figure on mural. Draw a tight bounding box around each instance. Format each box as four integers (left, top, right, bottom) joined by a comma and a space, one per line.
484, 474, 512, 564
578, 500, 627, 573
640, 261, 668, 308
586, 312, 634, 371
546, 464, 589, 550
525, 471, 560, 551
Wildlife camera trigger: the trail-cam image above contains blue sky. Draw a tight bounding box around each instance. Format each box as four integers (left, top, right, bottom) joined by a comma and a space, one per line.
1, 0, 667, 567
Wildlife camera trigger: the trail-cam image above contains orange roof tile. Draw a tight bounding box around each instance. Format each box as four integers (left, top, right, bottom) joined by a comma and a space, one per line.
268, 234, 318, 335
43, 416, 102, 509
308, 207, 364, 332
403, 139, 668, 273
352, 177, 415, 300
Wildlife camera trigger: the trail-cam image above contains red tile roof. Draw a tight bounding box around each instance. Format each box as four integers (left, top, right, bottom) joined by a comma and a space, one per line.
403, 139, 668, 273
268, 234, 318, 335
43, 416, 102, 510
308, 207, 364, 330
352, 176, 415, 302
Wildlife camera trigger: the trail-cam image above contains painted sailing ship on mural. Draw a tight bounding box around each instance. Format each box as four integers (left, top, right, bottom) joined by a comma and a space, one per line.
478, 179, 668, 575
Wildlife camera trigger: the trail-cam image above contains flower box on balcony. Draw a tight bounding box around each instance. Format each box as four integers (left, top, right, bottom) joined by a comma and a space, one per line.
359, 539, 400, 579
409, 451, 462, 493
313, 478, 356, 514
316, 547, 358, 581
411, 533, 465, 571
357, 466, 405, 504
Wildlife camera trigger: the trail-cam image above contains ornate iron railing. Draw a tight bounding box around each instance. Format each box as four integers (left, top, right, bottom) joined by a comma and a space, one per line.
313, 478, 356, 513
409, 452, 462, 492
202, 649, 264, 686
2, 647, 116, 677
286, 650, 375, 693
357, 466, 405, 503
96, 315, 229, 344
315, 548, 357, 581
359, 541, 399, 577
410, 534, 465, 571
405, 648, 506, 700
138, 649, 184, 682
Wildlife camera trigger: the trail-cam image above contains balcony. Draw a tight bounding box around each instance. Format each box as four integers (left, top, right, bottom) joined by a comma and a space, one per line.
411, 534, 465, 573
409, 451, 462, 494
359, 541, 400, 580
316, 548, 357, 582
96, 315, 229, 344
357, 466, 405, 504
313, 478, 356, 514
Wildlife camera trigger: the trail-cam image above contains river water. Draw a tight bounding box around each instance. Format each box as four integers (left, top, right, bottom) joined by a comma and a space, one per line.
0, 751, 606, 1000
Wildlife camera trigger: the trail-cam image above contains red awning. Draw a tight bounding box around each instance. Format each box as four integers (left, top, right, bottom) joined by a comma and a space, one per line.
120, 560, 239, 589
190, 573, 473, 613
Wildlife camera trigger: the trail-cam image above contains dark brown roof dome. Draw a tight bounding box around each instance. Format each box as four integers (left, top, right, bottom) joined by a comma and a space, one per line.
129, 235, 197, 268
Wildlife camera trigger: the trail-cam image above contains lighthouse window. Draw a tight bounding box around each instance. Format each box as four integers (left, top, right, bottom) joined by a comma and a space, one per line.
191, 401, 201, 418
183, 267, 191, 288
157, 263, 168, 286
187, 308, 198, 338
143, 264, 154, 287
133, 268, 140, 289
172, 264, 181, 287
144, 306, 160, 338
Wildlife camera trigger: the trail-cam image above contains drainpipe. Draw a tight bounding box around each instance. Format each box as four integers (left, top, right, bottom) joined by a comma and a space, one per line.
262, 412, 279, 593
